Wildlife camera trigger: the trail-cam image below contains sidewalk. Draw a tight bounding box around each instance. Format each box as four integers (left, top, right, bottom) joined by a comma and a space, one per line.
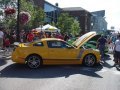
0, 49, 12, 60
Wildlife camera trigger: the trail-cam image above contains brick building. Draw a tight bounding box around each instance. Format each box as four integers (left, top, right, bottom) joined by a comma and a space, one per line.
62, 7, 92, 34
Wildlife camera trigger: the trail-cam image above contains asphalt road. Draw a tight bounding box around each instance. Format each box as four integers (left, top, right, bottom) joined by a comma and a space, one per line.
0, 54, 120, 90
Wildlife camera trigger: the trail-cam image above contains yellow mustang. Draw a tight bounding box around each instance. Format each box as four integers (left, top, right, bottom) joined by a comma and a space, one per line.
12, 31, 101, 68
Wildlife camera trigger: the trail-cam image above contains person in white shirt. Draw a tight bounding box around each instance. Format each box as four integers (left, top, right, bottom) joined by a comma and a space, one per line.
113, 34, 120, 66
0, 27, 4, 49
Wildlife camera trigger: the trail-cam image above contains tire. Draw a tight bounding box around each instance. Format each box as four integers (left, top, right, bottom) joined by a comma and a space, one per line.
26, 55, 42, 69
83, 54, 96, 67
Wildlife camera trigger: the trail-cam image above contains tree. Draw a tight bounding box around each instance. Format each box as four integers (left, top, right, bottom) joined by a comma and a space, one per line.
57, 13, 74, 34
51, 21, 56, 26
71, 19, 81, 36
20, 0, 45, 29
0, 0, 17, 29
0, 0, 45, 31
31, 6, 45, 29
57, 13, 81, 35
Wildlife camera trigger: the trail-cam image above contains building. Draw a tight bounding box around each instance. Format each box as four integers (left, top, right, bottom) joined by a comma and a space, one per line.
29, 0, 108, 34
30, 0, 61, 24
44, 1, 61, 23
30, 0, 92, 34
91, 10, 107, 33
62, 7, 92, 34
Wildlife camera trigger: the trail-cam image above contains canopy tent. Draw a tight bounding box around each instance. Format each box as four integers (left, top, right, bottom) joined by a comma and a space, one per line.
42, 24, 57, 30
36, 24, 60, 32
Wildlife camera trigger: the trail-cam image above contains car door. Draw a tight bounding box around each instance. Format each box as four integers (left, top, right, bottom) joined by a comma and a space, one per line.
47, 40, 79, 60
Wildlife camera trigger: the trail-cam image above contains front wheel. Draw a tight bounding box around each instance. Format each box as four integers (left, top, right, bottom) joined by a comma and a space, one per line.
83, 54, 96, 67
26, 55, 42, 69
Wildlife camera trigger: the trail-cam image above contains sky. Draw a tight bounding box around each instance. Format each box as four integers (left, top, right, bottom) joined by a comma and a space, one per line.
46, 0, 120, 31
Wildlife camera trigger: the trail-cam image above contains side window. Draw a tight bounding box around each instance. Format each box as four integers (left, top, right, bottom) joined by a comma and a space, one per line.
47, 41, 62, 48
47, 41, 73, 48
33, 42, 44, 46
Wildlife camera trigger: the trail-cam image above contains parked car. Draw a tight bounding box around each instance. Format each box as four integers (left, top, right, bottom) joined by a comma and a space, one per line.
68, 34, 108, 53
11, 31, 101, 69
84, 41, 108, 53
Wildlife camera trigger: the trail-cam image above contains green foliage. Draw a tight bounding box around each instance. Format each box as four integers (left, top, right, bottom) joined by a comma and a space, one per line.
1, 17, 15, 30
31, 6, 45, 28
51, 21, 56, 26
20, 0, 45, 29
57, 13, 74, 34
71, 19, 81, 36
0, 0, 17, 30
57, 13, 81, 35
0, 0, 45, 31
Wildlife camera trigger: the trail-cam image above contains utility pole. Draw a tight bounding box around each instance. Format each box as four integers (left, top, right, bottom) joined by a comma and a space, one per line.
16, 0, 20, 42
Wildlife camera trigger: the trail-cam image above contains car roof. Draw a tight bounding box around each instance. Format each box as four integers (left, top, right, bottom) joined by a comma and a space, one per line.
41, 38, 63, 41
28, 38, 64, 46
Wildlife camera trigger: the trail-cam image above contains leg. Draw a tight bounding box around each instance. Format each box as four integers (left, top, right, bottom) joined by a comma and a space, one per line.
101, 46, 105, 60
114, 51, 119, 63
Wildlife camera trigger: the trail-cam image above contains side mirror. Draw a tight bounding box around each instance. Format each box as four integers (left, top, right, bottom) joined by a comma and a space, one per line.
66, 45, 73, 49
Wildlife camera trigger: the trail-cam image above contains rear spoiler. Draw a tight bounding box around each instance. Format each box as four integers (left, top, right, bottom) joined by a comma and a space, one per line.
13, 42, 29, 47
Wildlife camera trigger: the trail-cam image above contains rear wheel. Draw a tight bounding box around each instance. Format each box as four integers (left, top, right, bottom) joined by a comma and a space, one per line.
83, 54, 96, 67
26, 55, 42, 69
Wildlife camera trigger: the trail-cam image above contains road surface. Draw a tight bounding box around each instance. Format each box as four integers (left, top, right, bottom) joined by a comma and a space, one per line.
0, 54, 120, 90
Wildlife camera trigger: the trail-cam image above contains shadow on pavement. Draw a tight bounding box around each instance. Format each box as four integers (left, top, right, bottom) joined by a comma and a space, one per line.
116, 66, 120, 71
0, 59, 7, 66
104, 54, 111, 60
0, 63, 103, 79
102, 54, 114, 68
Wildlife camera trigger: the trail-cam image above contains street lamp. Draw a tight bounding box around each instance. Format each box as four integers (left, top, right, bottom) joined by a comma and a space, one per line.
91, 22, 93, 31
85, 13, 87, 33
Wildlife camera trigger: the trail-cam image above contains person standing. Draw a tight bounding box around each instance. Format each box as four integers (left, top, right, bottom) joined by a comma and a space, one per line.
113, 34, 120, 66
0, 27, 4, 50
64, 33, 69, 41
27, 31, 34, 42
20, 30, 26, 43
97, 34, 107, 62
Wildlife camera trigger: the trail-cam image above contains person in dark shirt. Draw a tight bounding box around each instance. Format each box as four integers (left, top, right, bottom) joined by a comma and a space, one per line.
64, 33, 69, 41
97, 34, 107, 62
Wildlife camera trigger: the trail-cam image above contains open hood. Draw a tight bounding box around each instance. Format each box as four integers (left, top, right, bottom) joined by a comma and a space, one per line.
72, 31, 97, 49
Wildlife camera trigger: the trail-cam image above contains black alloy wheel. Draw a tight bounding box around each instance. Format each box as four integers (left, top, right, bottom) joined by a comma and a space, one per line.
26, 55, 42, 69
83, 54, 96, 67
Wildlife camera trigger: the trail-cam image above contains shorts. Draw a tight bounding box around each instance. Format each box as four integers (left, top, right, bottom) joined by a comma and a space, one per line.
114, 51, 120, 59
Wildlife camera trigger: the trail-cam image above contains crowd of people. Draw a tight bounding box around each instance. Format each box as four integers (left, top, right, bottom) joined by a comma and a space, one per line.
97, 33, 120, 67
0, 27, 70, 50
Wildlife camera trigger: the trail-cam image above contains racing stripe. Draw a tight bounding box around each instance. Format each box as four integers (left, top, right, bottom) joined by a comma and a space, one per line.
77, 49, 84, 59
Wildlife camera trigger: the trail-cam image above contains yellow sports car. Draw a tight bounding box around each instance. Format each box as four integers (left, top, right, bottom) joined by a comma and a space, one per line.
12, 31, 101, 68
